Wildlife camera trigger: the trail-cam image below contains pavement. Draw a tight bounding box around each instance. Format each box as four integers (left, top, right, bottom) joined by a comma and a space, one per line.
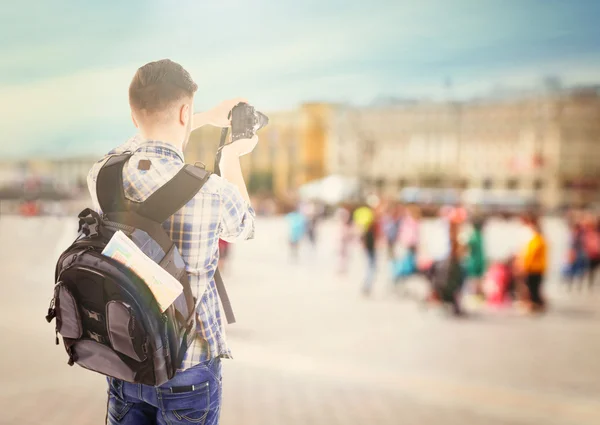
1, 215, 600, 425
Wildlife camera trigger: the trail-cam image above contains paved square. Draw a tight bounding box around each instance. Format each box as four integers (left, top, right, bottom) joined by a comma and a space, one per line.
1, 216, 600, 424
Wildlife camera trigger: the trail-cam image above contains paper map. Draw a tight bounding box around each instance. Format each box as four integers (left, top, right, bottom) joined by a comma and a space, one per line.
102, 230, 183, 312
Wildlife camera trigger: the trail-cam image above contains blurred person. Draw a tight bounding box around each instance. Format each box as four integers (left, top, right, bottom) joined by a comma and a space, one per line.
353, 203, 377, 296
381, 203, 402, 259
353, 203, 376, 234
562, 217, 588, 290
301, 200, 319, 247
482, 255, 515, 308
286, 207, 307, 261
437, 204, 467, 262
427, 221, 466, 316
582, 214, 600, 290
360, 217, 378, 296
390, 245, 417, 295
335, 203, 355, 275
218, 239, 231, 275
399, 205, 420, 252
517, 213, 548, 314
87, 59, 257, 425
464, 216, 487, 301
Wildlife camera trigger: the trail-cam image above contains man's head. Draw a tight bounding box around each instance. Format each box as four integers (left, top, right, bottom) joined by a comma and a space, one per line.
129, 59, 197, 149
521, 211, 541, 233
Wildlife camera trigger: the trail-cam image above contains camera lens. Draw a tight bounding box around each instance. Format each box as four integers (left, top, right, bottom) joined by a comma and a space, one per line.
255, 111, 269, 132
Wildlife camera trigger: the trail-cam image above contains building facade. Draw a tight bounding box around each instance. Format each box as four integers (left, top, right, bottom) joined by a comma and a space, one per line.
331, 89, 600, 209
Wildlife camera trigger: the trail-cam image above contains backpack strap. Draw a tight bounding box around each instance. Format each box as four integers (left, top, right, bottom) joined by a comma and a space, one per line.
96, 153, 133, 214
136, 165, 211, 224
214, 269, 235, 324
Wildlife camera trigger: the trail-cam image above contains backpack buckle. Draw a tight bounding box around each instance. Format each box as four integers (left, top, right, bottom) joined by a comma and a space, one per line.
88, 223, 99, 238
78, 208, 101, 237
87, 330, 106, 344
82, 306, 104, 323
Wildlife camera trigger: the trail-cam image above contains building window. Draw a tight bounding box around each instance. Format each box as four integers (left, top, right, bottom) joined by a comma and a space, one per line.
506, 179, 519, 190
534, 179, 544, 191
424, 177, 441, 188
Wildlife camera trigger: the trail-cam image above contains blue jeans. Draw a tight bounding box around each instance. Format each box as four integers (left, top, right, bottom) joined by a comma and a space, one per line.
106, 358, 222, 425
363, 250, 377, 293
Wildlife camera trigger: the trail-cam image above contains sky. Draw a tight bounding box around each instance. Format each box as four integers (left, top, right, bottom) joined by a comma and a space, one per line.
1, 0, 599, 159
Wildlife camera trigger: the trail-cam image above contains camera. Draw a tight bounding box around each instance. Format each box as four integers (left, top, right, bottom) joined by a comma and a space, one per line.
230, 102, 269, 142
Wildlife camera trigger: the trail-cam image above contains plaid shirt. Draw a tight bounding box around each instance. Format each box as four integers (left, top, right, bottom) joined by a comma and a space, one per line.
87, 136, 255, 370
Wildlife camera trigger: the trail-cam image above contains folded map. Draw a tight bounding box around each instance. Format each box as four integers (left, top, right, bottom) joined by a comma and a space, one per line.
102, 230, 183, 312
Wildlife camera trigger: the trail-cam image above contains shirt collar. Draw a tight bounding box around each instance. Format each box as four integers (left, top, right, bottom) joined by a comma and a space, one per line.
134, 140, 185, 163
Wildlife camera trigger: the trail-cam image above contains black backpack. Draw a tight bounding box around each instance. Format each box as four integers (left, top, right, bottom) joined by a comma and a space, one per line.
46, 153, 235, 386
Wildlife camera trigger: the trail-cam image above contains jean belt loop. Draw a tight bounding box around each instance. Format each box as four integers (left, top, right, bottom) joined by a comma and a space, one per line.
116, 379, 125, 400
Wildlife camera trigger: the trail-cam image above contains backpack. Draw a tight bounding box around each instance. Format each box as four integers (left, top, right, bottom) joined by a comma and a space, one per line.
46, 153, 235, 386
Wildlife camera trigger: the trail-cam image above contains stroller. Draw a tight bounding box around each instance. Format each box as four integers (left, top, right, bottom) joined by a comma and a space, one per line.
423, 258, 466, 316
482, 257, 516, 308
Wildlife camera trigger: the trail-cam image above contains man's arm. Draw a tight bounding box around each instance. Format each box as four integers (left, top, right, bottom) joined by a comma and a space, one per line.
216, 134, 259, 242
217, 135, 258, 204
218, 148, 251, 204
192, 98, 247, 131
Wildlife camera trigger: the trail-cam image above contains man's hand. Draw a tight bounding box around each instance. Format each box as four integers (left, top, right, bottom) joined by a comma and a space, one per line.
221, 135, 259, 158
193, 97, 248, 130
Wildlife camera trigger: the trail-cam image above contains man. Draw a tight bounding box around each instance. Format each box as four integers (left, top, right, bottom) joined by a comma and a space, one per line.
87, 59, 257, 425
285, 206, 307, 261
517, 213, 547, 313
353, 204, 377, 296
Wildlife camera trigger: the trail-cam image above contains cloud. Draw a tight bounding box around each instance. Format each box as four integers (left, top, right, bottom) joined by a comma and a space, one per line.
1, 0, 599, 157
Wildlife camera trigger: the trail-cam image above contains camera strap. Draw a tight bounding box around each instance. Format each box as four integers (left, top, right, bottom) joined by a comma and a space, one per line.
213, 127, 229, 176
210, 126, 237, 325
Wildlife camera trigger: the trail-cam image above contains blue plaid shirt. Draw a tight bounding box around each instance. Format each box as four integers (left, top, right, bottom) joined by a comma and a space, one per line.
87, 136, 255, 370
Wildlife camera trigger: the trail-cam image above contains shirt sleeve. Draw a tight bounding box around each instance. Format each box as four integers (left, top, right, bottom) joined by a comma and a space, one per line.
87, 160, 104, 213
218, 181, 256, 243
106, 134, 143, 156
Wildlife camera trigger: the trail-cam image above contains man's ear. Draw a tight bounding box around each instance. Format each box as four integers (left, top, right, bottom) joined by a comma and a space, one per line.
131, 111, 139, 129
180, 104, 190, 126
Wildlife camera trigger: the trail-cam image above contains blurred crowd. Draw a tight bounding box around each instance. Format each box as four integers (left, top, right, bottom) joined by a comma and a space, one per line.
284, 198, 600, 318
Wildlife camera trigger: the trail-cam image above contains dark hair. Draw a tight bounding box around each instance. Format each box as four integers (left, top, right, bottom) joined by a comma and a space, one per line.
129, 59, 198, 114
521, 211, 541, 232
472, 216, 485, 231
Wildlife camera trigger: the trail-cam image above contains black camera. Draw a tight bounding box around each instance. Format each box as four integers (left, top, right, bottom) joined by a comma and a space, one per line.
229, 102, 269, 142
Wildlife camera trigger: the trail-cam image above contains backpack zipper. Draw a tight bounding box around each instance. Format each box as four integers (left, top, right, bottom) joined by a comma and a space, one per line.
46, 284, 61, 344
103, 220, 136, 234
